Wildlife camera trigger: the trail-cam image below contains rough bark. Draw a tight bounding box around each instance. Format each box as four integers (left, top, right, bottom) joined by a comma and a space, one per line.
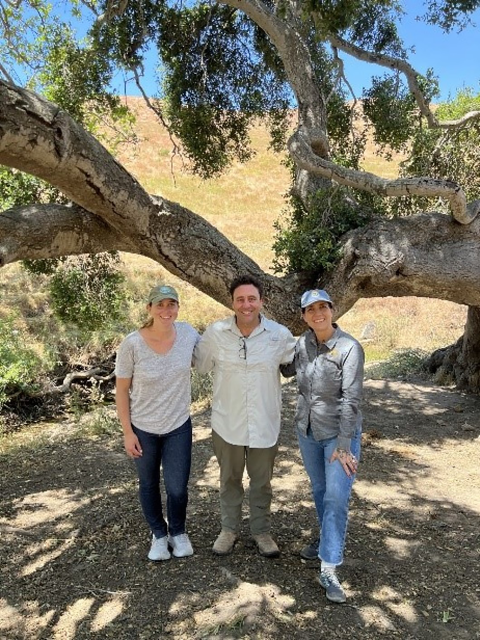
218, 0, 331, 203
0, 80, 287, 314
326, 212, 480, 316
427, 306, 480, 392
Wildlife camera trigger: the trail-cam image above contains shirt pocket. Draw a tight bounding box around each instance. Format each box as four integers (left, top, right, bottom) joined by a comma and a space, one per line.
217, 344, 244, 370
315, 355, 342, 394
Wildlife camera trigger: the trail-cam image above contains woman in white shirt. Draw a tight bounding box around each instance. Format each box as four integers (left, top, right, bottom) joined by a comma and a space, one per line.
115, 285, 199, 561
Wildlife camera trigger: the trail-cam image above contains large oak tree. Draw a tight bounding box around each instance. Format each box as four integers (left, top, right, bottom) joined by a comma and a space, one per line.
1, 0, 480, 389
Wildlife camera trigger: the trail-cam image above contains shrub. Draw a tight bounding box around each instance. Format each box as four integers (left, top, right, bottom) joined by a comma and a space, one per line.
48, 253, 126, 332
191, 370, 213, 404
366, 348, 429, 380
0, 317, 45, 409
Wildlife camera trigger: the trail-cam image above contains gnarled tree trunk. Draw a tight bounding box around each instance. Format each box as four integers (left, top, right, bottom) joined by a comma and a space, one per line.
428, 306, 480, 392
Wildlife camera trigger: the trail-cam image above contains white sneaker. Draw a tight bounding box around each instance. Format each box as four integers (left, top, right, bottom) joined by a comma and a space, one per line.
168, 533, 194, 557
148, 534, 171, 561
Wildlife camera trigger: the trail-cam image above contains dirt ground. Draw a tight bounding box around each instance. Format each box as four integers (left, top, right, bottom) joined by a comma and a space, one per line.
1, 378, 480, 640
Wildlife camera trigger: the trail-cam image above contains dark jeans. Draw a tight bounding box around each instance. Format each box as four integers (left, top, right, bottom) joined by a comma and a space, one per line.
133, 418, 192, 538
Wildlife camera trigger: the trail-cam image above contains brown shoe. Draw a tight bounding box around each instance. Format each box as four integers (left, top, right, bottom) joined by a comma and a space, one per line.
252, 533, 280, 557
212, 530, 237, 555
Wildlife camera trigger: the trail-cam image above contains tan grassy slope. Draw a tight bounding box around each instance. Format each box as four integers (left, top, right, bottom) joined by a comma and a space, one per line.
0, 98, 466, 359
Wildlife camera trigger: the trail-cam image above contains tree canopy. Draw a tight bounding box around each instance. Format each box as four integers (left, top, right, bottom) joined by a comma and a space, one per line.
1, 0, 480, 388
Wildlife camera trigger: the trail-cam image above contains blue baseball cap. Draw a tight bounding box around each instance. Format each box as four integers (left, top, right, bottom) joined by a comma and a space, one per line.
300, 289, 332, 309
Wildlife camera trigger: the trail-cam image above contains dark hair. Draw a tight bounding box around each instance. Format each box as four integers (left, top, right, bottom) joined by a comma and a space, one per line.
301, 301, 333, 314
229, 274, 264, 299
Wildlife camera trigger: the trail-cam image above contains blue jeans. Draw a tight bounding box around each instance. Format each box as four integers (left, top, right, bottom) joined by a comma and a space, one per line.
133, 418, 192, 538
297, 424, 361, 565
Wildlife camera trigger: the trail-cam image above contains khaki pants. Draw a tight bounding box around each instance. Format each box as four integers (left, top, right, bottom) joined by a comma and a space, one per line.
212, 430, 278, 535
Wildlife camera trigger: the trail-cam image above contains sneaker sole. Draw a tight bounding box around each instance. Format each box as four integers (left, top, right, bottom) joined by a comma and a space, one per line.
326, 593, 346, 604
171, 550, 194, 558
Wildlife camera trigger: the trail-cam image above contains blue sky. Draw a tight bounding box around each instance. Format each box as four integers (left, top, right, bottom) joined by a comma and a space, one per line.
342, 1, 480, 101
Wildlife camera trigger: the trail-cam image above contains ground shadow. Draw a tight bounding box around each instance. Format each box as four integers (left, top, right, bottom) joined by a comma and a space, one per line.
0, 379, 479, 639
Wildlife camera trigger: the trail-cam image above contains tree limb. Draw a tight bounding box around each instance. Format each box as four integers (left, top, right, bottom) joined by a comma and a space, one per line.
328, 33, 480, 130
288, 129, 480, 224
324, 212, 480, 318
219, 0, 330, 167
328, 33, 439, 127
0, 203, 136, 266
55, 367, 108, 393
2, 81, 480, 334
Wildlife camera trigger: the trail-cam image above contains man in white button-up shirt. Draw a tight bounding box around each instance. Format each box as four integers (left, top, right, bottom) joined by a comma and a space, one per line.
195, 275, 296, 557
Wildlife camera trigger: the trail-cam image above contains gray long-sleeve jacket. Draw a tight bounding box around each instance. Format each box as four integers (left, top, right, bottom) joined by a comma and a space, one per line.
281, 325, 364, 452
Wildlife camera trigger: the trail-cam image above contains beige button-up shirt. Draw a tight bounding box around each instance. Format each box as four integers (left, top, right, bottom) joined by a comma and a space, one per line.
194, 315, 296, 447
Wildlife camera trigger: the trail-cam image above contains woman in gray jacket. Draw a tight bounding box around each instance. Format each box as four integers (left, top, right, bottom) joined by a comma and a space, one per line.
282, 289, 364, 604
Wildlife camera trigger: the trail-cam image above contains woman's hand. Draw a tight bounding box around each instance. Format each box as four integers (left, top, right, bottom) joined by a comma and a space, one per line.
124, 432, 143, 458
330, 448, 358, 477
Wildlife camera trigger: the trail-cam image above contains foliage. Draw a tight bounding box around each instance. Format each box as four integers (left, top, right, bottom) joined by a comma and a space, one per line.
67, 381, 118, 434
154, 4, 292, 177
421, 0, 480, 31
0, 0, 54, 87
390, 88, 480, 217
191, 370, 213, 405
0, 168, 63, 209
37, 23, 137, 151
0, 316, 45, 409
47, 253, 126, 332
306, 0, 401, 44
362, 70, 440, 154
366, 348, 430, 380
1, 1, 480, 293
273, 185, 376, 276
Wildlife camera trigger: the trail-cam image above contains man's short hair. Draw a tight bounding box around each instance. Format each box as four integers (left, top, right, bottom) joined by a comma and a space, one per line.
229, 274, 264, 299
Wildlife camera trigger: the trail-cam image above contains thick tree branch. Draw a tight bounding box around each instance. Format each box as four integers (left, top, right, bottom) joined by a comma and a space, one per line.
288, 129, 480, 224
323, 212, 480, 317
0, 203, 136, 266
0, 82, 265, 302
0, 80, 154, 237
436, 111, 480, 129
2, 82, 480, 335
